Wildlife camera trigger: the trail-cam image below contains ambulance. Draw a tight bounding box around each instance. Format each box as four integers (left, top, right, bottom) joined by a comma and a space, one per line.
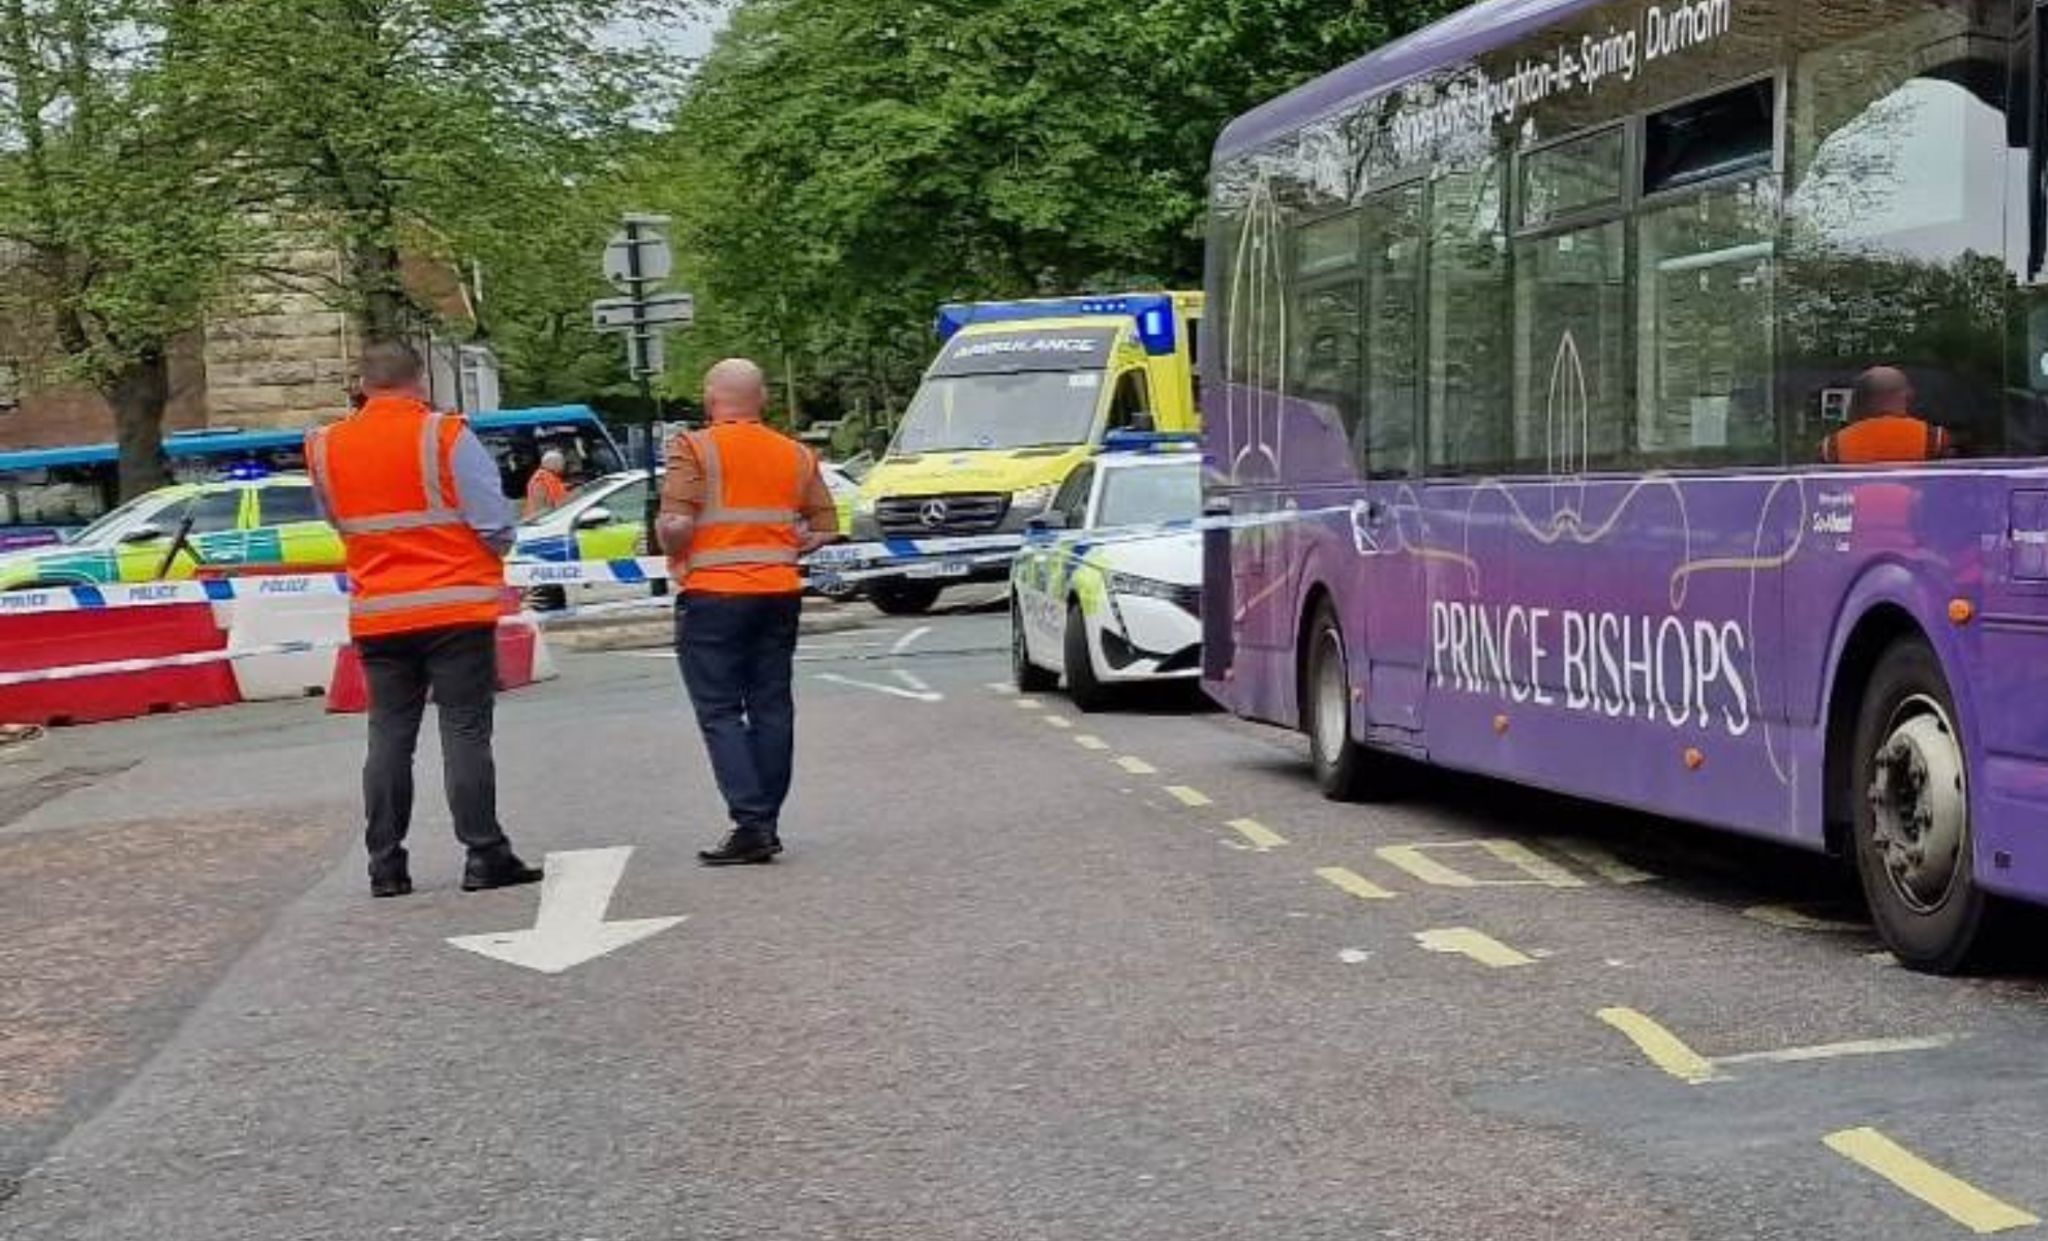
847, 292, 1202, 615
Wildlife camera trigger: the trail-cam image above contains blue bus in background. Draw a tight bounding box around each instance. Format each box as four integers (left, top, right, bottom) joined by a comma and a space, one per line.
0, 405, 625, 549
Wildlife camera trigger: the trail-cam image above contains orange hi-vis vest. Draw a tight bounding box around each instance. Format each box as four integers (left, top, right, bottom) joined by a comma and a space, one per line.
1822, 414, 1952, 465
675, 421, 812, 595
525, 468, 567, 518
307, 397, 505, 639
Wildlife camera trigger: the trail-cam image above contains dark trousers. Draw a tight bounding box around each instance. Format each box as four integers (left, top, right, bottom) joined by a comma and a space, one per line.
359, 624, 511, 878
676, 592, 803, 834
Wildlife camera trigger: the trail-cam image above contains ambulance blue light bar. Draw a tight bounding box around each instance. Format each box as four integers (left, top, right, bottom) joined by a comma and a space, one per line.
935, 294, 1179, 356
1100, 431, 1202, 454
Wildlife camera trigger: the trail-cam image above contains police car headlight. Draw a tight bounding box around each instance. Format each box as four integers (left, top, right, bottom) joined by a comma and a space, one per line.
853, 495, 878, 518
1011, 484, 1056, 514
1105, 570, 1180, 601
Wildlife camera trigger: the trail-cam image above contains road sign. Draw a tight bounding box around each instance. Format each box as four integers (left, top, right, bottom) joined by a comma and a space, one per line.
592, 292, 695, 333
628, 331, 665, 378
603, 223, 673, 288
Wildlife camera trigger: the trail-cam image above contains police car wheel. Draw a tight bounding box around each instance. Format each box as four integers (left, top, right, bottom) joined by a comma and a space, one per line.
1011, 596, 1057, 693
1306, 601, 1381, 802
870, 580, 943, 616
1065, 601, 1111, 713
1850, 638, 1996, 974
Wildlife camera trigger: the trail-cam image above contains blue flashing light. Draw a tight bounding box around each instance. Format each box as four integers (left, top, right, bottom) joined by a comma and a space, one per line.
936, 293, 1180, 356
222, 461, 273, 481
1100, 430, 1202, 455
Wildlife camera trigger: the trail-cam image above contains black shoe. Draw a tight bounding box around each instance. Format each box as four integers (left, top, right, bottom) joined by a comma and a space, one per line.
768, 832, 785, 856
699, 829, 776, 867
462, 855, 544, 892
370, 873, 413, 899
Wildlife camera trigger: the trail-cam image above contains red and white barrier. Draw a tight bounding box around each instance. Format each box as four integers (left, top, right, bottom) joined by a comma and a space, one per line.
0, 580, 557, 728
0, 604, 241, 726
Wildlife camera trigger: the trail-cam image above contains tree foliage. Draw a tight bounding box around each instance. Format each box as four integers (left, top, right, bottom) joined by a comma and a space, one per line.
0, 0, 238, 495
183, 0, 698, 347
648, 0, 1458, 418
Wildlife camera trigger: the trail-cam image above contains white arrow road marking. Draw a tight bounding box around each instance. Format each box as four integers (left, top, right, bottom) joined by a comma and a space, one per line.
815, 673, 943, 702
447, 847, 683, 975
893, 669, 935, 695
890, 625, 933, 656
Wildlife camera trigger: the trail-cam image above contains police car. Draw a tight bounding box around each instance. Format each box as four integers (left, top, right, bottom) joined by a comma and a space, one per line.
1008, 438, 1203, 710
0, 473, 341, 590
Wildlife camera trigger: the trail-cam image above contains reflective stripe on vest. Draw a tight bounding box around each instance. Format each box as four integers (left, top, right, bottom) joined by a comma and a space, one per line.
311, 414, 467, 537
349, 583, 506, 617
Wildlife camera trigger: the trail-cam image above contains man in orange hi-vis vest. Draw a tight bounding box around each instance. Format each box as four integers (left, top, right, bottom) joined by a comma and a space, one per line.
1821, 366, 1954, 465
307, 342, 542, 899
524, 448, 569, 518
659, 358, 843, 866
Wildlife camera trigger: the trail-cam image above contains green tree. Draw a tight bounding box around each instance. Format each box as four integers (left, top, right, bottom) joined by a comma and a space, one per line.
0, 0, 237, 497
185, 0, 698, 346
648, 0, 1457, 408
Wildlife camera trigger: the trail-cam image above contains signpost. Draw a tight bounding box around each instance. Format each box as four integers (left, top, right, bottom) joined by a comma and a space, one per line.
594, 214, 694, 597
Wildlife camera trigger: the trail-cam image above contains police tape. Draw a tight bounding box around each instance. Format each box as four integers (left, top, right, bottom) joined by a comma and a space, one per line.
0, 574, 352, 615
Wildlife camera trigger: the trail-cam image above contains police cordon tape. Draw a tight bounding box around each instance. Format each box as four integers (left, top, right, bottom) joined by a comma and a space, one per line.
0, 574, 352, 615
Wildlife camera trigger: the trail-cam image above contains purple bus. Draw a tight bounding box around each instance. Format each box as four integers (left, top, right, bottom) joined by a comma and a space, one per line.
1202, 0, 2048, 972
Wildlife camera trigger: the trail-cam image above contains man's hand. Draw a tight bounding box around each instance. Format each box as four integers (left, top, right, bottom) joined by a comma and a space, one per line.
657, 514, 695, 554
799, 531, 845, 556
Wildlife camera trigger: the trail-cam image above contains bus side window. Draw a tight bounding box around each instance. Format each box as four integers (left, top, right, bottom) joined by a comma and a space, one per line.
1107, 369, 1153, 432
1785, 6, 2011, 458
1289, 210, 1365, 455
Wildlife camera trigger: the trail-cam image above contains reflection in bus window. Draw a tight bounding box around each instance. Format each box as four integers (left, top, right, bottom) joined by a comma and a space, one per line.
1363, 185, 1423, 480
1783, 8, 2008, 457
1637, 179, 1777, 464
1427, 158, 1511, 474
1514, 219, 1627, 472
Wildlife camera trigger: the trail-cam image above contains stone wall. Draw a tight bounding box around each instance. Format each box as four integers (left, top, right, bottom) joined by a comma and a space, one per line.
200, 253, 357, 430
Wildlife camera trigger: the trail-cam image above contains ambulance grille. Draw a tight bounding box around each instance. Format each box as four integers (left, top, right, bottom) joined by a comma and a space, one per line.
876, 493, 1010, 536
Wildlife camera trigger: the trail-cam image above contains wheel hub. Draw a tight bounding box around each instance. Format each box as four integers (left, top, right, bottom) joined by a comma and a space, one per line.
1866, 706, 1967, 914
1314, 632, 1348, 766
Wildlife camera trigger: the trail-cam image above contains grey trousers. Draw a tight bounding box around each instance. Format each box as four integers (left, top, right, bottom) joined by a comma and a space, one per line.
358, 624, 511, 878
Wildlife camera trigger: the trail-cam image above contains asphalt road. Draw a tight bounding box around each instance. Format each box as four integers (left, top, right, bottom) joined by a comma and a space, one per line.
3, 588, 2047, 1240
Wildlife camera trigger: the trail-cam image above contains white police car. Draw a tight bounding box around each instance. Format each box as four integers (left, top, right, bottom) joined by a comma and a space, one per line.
1009, 440, 1203, 710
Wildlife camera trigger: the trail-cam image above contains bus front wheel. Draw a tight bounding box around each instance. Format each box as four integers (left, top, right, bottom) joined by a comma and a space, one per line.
1850, 638, 1993, 974
1306, 601, 1379, 802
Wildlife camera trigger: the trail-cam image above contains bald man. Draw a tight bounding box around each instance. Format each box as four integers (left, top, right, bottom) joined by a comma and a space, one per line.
659, 359, 842, 865
524, 449, 570, 518
1822, 367, 1954, 465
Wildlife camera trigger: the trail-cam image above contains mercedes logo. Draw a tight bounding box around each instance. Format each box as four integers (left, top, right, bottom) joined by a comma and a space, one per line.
918, 499, 949, 529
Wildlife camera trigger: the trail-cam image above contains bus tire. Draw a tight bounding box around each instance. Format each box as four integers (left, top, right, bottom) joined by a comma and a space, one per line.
1011, 596, 1057, 693
1065, 601, 1111, 713
870, 580, 942, 616
1849, 638, 1994, 974
1306, 600, 1379, 802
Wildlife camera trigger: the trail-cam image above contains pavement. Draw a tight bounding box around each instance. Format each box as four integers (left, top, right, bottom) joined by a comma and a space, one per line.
3, 583, 2046, 1240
